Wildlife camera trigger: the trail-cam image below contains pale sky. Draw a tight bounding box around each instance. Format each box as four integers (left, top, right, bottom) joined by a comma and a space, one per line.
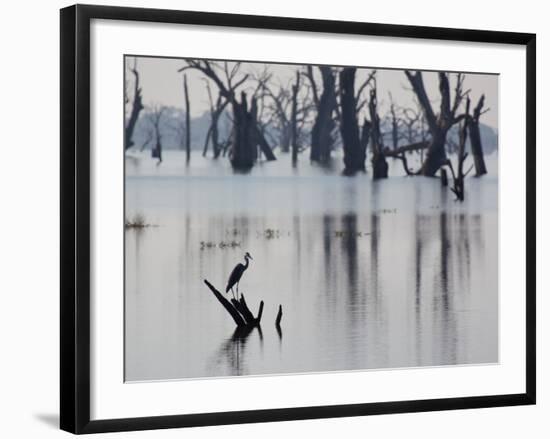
125, 55, 498, 130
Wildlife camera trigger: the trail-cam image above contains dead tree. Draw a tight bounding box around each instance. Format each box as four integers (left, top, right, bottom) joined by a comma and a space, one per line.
307, 66, 337, 164
368, 88, 388, 179
338, 68, 376, 175
405, 71, 468, 176
339, 68, 362, 175
179, 60, 276, 170
445, 98, 473, 201
260, 68, 314, 162
290, 71, 300, 164
257, 75, 292, 152
203, 279, 264, 329
147, 105, 166, 162
124, 59, 144, 150
467, 94, 488, 176
383, 93, 415, 175
183, 74, 191, 163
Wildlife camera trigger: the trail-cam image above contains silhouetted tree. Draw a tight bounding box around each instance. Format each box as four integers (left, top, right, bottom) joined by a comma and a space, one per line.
368, 88, 388, 179
405, 71, 468, 176
467, 94, 488, 176
307, 66, 337, 164
445, 98, 473, 201
125, 58, 144, 150
146, 105, 166, 162
183, 74, 191, 163
180, 60, 276, 170
338, 68, 374, 175
256, 70, 292, 152
290, 71, 300, 165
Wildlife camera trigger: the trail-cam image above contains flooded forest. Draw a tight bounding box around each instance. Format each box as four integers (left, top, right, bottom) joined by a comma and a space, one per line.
124, 57, 498, 381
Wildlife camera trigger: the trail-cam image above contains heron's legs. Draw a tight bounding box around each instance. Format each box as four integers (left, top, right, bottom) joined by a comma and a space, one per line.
230, 287, 236, 300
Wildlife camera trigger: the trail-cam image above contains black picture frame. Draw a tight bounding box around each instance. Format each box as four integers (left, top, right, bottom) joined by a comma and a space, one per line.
60, 4, 536, 434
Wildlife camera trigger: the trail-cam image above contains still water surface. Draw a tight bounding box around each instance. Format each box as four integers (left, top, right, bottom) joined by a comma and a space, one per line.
125, 151, 498, 381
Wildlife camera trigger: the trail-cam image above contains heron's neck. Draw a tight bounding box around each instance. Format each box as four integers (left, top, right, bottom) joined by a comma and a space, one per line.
244, 257, 250, 269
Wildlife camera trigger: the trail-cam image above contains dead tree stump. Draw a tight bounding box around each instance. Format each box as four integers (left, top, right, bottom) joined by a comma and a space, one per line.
204, 279, 263, 328
440, 168, 448, 187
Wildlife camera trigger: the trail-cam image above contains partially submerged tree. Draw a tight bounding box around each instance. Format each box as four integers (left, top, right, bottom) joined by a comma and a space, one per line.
255, 70, 293, 152
183, 74, 191, 163
367, 88, 388, 179
179, 60, 276, 170
124, 58, 144, 150
306, 66, 338, 164
338, 68, 375, 175
146, 105, 166, 162
290, 71, 300, 164
467, 94, 488, 176
404, 71, 468, 176
444, 98, 473, 201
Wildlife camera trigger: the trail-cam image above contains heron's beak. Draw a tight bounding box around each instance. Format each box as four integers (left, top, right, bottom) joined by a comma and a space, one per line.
248, 254, 253, 260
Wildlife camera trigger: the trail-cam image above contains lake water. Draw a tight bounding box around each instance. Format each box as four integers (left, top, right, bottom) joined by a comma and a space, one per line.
125, 150, 498, 381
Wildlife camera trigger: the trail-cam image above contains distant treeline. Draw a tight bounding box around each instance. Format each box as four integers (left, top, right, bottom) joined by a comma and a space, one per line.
129, 106, 498, 155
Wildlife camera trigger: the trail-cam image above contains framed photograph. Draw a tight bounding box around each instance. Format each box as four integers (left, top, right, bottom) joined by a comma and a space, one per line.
60, 4, 536, 434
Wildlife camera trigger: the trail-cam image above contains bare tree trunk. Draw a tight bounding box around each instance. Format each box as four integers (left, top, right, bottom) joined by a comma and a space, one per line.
440, 168, 448, 187
311, 66, 336, 164
184, 74, 191, 163
149, 106, 165, 162
467, 95, 488, 176
231, 92, 254, 169
124, 61, 144, 150
339, 68, 366, 175
446, 98, 471, 201
202, 126, 212, 157
422, 130, 448, 176
405, 71, 467, 177
229, 92, 276, 169
291, 71, 300, 165
249, 97, 259, 163
368, 89, 388, 179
